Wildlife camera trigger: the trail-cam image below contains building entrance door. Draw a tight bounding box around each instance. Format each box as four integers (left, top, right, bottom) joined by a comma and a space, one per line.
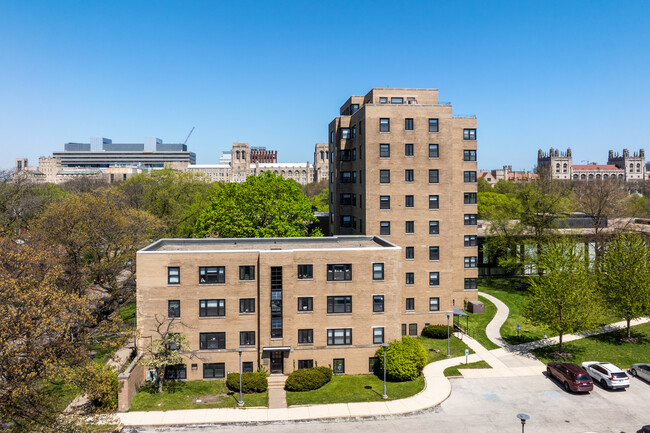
270, 351, 284, 374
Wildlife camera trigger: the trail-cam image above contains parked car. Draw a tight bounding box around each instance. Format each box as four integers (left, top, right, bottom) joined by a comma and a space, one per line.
581, 361, 630, 390
630, 363, 650, 383
636, 426, 650, 433
546, 362, 593, 392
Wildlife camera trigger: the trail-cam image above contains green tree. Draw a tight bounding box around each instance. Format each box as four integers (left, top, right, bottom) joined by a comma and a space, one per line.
478, 192, 521, 220
374, 337, 427, 381
523, 237, 602, 353
598, 232, 650, 338
194, 171, 322, 238
477, 177, 492, 192
310, 188, 329, 212
493, 179, 518, 195
140, 317, 190, 393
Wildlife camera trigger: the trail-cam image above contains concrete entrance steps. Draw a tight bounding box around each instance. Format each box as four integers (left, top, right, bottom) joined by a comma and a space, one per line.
267, 375, 287, 409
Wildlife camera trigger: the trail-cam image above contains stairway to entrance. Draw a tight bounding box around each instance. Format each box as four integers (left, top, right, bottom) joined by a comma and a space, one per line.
267, 375, 287, 409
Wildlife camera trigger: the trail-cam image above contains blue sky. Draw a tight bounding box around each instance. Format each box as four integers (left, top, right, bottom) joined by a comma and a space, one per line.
1, 0, 649, 171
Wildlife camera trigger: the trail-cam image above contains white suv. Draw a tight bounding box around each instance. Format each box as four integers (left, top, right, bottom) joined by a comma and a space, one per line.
581, 361, 630, 390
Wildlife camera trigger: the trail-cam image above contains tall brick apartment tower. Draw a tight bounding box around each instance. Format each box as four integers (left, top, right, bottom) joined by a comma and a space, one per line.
328, 88, 478, 331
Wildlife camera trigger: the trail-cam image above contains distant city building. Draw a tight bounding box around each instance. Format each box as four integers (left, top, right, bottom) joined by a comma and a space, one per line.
478, 165, 536, 186
537, 147, 647, 181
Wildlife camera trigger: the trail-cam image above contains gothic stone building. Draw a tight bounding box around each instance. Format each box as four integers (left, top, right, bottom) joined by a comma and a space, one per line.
537, 147, 646, 181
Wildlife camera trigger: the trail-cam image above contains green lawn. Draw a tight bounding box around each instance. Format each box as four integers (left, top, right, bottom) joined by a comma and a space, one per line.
416, 335, 473, 364
532, 321, 650, 369
443, 360, 492, 377
286, 374, 424, 406
129, 380, 268, 411
454, 295, 499, 350
45, 382, 79, 413
119, 300, 137, 328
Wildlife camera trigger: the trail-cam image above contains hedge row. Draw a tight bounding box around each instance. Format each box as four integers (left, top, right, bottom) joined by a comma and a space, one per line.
226, 370, 268, 393
284, 366, 333, 392
421, 325, 453, 339
375, 336, 427, 381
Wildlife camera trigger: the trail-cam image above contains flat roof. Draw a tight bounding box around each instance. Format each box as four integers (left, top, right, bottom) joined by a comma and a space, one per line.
139, 235, 399, 253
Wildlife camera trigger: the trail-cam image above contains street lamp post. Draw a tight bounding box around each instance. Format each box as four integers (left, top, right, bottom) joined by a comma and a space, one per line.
517, 413, 530, 433
236, 348, 244, 407
381, 343, 389, 399
446, 312, 452, 358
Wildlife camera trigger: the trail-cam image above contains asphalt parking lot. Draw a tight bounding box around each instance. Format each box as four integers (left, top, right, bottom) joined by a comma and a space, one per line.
124, 373, 650, 433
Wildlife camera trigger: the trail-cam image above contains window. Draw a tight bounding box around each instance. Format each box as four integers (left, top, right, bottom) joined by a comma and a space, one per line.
464, 192, 477, 204
373, 327, 384, 344
465, 278, 478, 290
298, 329, 313, 344
402, 324, 407, 336
203, 363, 225, 379
405, 246, 414, 259
340, 193, 356, 206
165, 364, 187, 380
271, 319, 282, 338
333, 358, 345, 374
379, 143, 390, 157
199, 332, 225, 350
327, 264, 352, 281
464, 214, 477, 225
380, 195, 390, 209
168, 267, 180, 285
341, 128, 351, 139
379, 118, 390, 132
429, 144, 439, 158
380, 221, 390, 235
429, 118, 439, 132
341, 215, 352, 227
199, 266, 225, 284
406, 273, 414, 285
406, 298, 415, 310
405, 118, 414, 130
379, 97, 387, 104
464, 235, 477, 247
199, 299, 225, 317
239, 298, 255, 313
429, 246, 440, 261
239, 266, 255, 281
391, 97, 403, 104
429, 169, 439, 184
298, 360, 314, 369
341, 149, 354, 161
464, 150, 477, 161
240, 331, 255, 346
405, 221, 414, 233
409, 323, 418, 336
369, 357, 378, 373
341, 171, 352, 183
373, 263, 384, 280
379, 170, 390, 183
298, 297, 313, 311
464, 171, 477, 183
464, 256, 478, 268
327, 329, 352, 345
351, 127, 356, 138
327, 296, 352, 313
405, 143, 413, 156
405, 195, 414, 208
350, 104, 359, 114
429, 221, 439, 234
429, 297, 440, 311
297, 264, 313, 279
429, 195, 439, 209
242, 362, 253, 373
168, 300, 180, 318
429, 272, 439, 286
464, 129, 477, 140
373, 295, 384, 312
405, 169, 414, 182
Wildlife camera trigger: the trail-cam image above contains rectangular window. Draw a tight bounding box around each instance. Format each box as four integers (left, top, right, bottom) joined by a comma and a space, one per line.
373, 295, 384, 312
405, 273, 414, 285
199, 332, 225, 350
298, 360, 314, 369
350, 104, 359, 114
379, 118, 390, 132
464, 214, 477, 225
340, 215, 352, 228
168, 267, 180, 285
391, 97, 403, 104
297, 264, 313, 279
340, 193, 355, 206
199, 299, 225, 317
379, 170, 390, 183
239, 266, 255, 281
327, 329, 352, 345
341, 171, 352, 183
429, 118, 439, 132
429, 144, 439, 158
405, 246, 414, 259
429, 297, 440, 311
240, 331, 255, 346
464, 235, 477, 247
405, 221, 414, 233
429, 246, 440, 261
239, 298, 255, 313
380, 221, 390, 235
405, 118, 414, 130
373, 328, 384, 344
405, 143, 413, 156
379, 97, 387, 104
406, 298, 415, 310
429, 169, 439, 184
429, 221, 439, 234
464, 129, 477, 140
199, 266, 225, 284
333, 358, 345, 374
380, 195, 390, 209
298, 297, 313, 311
465, 278, 478, 290
429, 195, 439, 210
369, 357, 377, 373
203, 363, 225, 379
168, 300, 180, 318
327, 296, 352, 313
373, 263, 384, 280
165, 364, 187, 380
464, 150, 477, 161
405, 195, 414, 208
341, 128, 350, 140
327, 264, 352, 281
464, 256, 478, 268
298, 329, 313, 344
405, 169, 414, 182
464, 192, 477, 204
402, 324, 407, 336
379, 143, 390, 157
409, 324, 418, 336
243, 362, 254, 373
464, 171, 477, 183
429, 272, 439, 286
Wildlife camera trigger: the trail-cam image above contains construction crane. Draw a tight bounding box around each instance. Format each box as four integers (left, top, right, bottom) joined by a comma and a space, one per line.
183, 127, 195, 145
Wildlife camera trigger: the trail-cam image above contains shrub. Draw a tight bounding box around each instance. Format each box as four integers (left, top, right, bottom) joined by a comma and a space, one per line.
422, 324, 453, 339
375, 337, 427, 381
284, 366, 333, 391
226, 370, 268, 393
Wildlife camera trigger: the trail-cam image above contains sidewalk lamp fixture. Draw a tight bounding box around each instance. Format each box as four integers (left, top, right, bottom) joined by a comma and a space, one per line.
236, 348, 244, 407
517, 413, 530, 433
446, 312, 452, 358
381, 343, 389, 399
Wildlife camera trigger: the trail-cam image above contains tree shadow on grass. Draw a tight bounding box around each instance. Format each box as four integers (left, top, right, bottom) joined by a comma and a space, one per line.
591, 329, 648, 346
532, 344, 587, 361
479, 276, 532, 292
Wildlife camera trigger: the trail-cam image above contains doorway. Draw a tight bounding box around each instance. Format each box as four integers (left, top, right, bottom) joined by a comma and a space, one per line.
270, 351, 284, 374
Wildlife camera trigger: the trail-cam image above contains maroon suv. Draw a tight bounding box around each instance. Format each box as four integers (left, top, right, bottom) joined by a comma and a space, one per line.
547, 362, 594, 392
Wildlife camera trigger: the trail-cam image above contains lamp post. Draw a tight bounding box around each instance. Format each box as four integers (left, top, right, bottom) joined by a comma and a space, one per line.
517, 413, 530, 433
236, 348, 244, 407
381, 343, 389, 399
446, 312, 452, 358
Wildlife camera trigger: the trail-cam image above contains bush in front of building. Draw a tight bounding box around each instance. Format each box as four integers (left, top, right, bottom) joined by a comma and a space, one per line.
375, 336, 427, 381
226, 370, 268, 393
284, 366, 333, 391
421, 325, 453, 339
